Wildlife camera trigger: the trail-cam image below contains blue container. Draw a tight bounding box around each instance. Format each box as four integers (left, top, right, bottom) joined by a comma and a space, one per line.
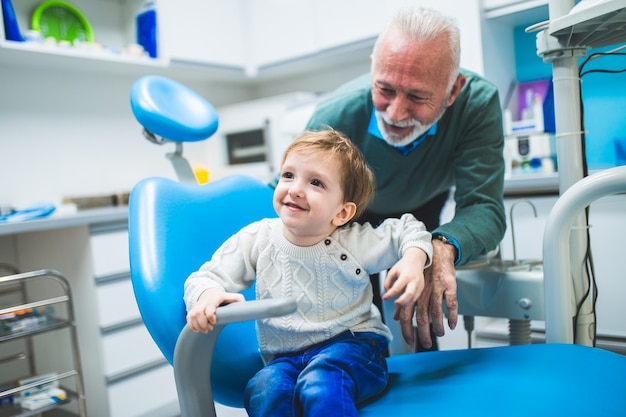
136, 2, 157, 58
1, 0, 24, 42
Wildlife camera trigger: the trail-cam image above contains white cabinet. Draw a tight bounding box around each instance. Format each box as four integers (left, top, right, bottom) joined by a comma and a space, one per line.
89, 223, 179, 417
106, 364, 178, 417
1, 0, 490, 80
482, 0, 548, 17
245, 0, 317, 70
247, 0, 486, 75
311, 0, 387, 51
96, 279, 140, 329
1, 213, 181, 417
91, 229, 132, 278
159, 0, 246, 70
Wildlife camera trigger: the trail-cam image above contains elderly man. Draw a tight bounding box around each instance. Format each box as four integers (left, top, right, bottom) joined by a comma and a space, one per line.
303, 6, 506, 350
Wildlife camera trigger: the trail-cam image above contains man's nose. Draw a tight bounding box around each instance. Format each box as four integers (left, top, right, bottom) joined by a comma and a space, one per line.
385, 96, 410, 122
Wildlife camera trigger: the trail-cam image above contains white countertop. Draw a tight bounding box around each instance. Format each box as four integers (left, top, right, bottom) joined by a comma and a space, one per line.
0, 206, 128, 236
503, 172, 559, 196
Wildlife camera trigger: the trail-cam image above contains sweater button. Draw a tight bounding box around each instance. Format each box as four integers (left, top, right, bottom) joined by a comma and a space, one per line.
324, 239, 331, 245
355, 268, 361, 275
340, 254, 347, 260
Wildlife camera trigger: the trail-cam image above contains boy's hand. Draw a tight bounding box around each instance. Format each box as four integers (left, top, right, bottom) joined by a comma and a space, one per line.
381, 247, 427, 345
186, 288, 245, 333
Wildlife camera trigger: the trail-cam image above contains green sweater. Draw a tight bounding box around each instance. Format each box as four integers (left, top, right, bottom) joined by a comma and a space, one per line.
304, 70, 506, 266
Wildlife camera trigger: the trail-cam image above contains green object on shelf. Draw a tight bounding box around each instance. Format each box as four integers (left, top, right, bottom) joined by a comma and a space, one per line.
31, 0, 94, 43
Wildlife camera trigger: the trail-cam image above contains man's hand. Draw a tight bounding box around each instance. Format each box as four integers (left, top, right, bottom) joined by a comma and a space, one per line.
415, 239, 458, 349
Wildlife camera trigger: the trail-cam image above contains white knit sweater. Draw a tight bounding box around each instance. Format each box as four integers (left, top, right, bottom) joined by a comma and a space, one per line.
184, 213, 432, 358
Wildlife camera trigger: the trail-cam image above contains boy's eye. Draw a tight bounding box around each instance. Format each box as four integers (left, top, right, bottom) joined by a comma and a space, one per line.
311, 179, 324, 188
282, 171, 294, 179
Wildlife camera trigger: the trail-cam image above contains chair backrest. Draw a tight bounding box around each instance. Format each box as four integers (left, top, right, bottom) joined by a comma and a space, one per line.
128, 175, 277, 405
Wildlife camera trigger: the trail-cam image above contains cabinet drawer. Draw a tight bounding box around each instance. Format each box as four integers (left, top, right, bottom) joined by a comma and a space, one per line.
90, 229, 130, 278
96, 278, 140, 328
102, 324, 164, 378
107, 363, 178, 417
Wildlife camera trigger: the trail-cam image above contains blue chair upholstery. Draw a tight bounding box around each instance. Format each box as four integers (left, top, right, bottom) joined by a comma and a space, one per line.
129, 175, 626, 417
128, 75, 626, 416
130, 75, 219, 143
130, 75, 220, 184
129, 175, 277, 365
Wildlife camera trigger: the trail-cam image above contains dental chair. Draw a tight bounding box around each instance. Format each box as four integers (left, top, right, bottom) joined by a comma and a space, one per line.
128, 76, 626, 417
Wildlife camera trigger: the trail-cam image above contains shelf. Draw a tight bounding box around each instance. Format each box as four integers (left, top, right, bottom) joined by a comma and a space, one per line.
549, 0, 626, 49
0, 36, 371, 83
0, 270, 86, 417
0, 39, 166, 76
485, 0, 549, 22
0, 317, 70, 343
504, 172, 560, 196
0, 388, 79, 417
0, 39, 254, 84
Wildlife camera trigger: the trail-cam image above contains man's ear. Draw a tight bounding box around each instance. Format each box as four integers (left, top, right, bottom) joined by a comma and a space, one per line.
332, 202, 357, 227
446, 74, 467, 107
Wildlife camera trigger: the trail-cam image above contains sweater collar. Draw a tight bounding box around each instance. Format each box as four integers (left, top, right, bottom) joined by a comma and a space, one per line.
368, 110, 438, 156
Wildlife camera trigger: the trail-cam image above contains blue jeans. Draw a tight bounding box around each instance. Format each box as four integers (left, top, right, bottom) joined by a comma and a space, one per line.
244, 331, 389, 417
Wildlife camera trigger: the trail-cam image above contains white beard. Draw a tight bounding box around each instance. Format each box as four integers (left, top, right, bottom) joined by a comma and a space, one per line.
375, 111, 433, 147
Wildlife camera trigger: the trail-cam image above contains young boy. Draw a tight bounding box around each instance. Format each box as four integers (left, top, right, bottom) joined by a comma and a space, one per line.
184, 129, 432, 417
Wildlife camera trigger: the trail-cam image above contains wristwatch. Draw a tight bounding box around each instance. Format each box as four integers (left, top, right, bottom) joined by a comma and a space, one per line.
432, 234, 452, 245
432, 233, 459, 261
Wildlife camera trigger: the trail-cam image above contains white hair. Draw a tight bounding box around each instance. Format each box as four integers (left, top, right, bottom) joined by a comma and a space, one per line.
373, 7, 461, 88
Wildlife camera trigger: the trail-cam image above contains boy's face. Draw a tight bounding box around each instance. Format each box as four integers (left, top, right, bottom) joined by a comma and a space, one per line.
274, 150, 356, 246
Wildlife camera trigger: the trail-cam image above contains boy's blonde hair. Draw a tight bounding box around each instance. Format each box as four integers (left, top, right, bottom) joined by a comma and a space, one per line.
282, 130, 375, 221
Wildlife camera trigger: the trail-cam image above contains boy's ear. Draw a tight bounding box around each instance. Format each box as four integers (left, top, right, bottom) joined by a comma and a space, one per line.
332, 202, 357, 227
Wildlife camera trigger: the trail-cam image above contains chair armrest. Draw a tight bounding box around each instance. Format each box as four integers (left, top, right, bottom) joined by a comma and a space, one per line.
173, 297, 297, 417
215, 297, 298, 324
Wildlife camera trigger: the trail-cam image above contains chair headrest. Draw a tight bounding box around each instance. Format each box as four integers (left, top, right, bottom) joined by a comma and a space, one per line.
130, 75, 219, 142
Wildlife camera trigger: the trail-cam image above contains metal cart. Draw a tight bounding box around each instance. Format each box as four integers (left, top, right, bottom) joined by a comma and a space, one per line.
0, 269, 87, 417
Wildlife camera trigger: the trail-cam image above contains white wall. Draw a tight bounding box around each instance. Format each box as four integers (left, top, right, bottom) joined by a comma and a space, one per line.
0, 57, 372, 209
0, 0, 483, 209
0, 65, 254, 207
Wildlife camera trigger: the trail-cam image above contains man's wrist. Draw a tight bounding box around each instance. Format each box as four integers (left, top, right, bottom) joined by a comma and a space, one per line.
432, 233, 460, 265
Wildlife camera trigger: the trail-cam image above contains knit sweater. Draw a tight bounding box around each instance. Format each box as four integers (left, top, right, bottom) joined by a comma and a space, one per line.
304, 70, 506, 266
184, 213, 431, 359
